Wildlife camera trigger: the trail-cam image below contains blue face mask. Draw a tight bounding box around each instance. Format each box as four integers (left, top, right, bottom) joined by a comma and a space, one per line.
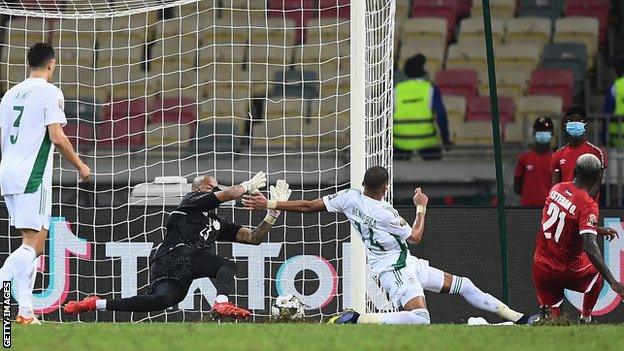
566, 121, 586, 138
534, 131, 552, 144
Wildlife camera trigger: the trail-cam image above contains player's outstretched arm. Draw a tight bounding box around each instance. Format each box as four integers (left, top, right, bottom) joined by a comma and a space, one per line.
582, 233, 624, 297
242, 192, 326, 213
48, 123, 90, 182
407, 187, 428, 245
214, 171, 266, 202
236, 179, 292, 245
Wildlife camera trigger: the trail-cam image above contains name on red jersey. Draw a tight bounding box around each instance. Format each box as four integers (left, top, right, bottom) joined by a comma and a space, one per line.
548, 190, 576, 214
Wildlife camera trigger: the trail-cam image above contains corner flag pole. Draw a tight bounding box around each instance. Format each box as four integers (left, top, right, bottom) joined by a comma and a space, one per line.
481, 0, 510, 304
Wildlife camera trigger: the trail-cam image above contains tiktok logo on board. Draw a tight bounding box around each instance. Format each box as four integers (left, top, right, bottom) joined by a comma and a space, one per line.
565, 217, 624, 315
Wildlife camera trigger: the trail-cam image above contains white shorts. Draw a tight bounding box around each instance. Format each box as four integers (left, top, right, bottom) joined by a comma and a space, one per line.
4, 185, 51, 231
378, 255, 446, 308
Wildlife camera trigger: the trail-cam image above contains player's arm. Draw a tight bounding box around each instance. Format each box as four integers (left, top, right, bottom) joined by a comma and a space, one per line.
243, 192, 326, 213
582, 233, 624, 297
550, 152, 561, 185
513, 156, 524, 196
47, 123, 90, 181
588, 169, 604, 198
214, 171, 267, 202
406, 188, 428, 245
236, 179, 292, 245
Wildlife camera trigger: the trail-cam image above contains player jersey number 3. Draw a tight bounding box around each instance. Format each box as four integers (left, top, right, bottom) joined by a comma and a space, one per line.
542, 202, 566, 243
9, 105, 24, 144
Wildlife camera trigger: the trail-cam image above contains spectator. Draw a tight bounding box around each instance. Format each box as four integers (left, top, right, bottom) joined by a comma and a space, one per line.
551, 106, 607, 200
602, 56, 624, 146
393, 54, 451, 161
514, 117, 554, 207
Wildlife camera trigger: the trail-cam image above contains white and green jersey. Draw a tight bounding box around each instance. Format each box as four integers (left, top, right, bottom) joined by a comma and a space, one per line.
322, 189, 412, 275
0, 77, 66, 195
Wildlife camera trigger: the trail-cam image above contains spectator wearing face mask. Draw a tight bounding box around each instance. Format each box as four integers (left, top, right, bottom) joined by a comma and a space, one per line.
551, 106, 607, 200
514, 117, 555, 207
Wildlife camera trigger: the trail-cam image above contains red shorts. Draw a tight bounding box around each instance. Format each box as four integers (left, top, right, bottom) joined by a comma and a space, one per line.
532, 259, 602, 307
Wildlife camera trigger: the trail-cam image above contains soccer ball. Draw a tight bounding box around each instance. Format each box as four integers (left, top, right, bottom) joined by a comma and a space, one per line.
271, 294, 306, 321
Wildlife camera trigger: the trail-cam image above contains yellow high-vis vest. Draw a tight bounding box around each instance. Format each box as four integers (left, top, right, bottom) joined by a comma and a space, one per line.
393, 79, 440, 151
609, 77, 624, 146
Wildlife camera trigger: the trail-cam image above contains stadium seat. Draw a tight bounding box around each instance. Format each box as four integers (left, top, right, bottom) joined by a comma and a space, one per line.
504, 17, 552, 47
495, 43, 541, 78
467, 96, 515, 125
434, 69, 478, 101
319, 0, 350, 18
457, 17, 505, 45
201, 18, 248, 45
268, 1, 316, 44
224, 0, 268, 10
442, 95, 467, 143
508, 94, 564, 142
540, 43, 587, 92
252, 98, 313, 149
398, 41, 445, 77
565, 0, 609, 45
198, 99, 250, 125
411, 0, 459, 42
150, 97, 197, 126
146, 122, 193, 149
553, 17, 599, 68
471, 0, 516, 20
479, 69, 529, 105
402, 17, 448, 46
306, 17, 349, 45
250, 17, 298, 47
176, 2, 216, 17
446, 43, 487, 79
528, 68, 574, 109
198, 44, 247, 66
518, 0, 564, 20
270, 69, 320, 99
196, 119, 244, 153
457, 0, 472, 18
2, 17, 48, 46
149, 36, 197, 72
96, 117, 146, 149
64, 121, 94, 151
65, 97, 99, 122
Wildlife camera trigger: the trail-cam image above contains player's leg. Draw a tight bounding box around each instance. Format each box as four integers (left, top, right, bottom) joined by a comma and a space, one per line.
330, 263, 430, 325
188, 249, 250, 318
566, 263, 603, 322
422, 265, 527, 323
532, 261, 565, 318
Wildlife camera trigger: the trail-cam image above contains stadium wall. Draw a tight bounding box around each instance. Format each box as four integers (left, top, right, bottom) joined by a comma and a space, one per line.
1, 206, 623, 323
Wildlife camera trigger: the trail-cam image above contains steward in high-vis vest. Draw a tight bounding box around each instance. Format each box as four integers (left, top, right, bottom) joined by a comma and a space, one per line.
394, 54, 450, 160
603, 57, 624, 146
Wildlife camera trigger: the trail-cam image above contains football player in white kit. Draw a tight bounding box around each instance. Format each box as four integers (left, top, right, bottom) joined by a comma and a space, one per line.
243, 166, 530, 324
0, 43, 91, 324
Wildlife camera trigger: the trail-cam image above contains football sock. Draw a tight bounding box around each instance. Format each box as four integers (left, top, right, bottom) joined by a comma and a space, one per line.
582, 275, 603, 318
215, 295, 228, 304
451, 276, 524, 322
0, 244, 37, 283
106, 281, 186, 312
358, 309, 430, 325
16, 258, 38, 317
96, 299, 107, 310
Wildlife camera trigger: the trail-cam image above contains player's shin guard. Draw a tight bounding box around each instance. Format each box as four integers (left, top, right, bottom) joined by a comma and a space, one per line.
214, 261, 237, 297
358, 309, 431, 325
581, 274, 603, 319
0, 244, 37, 283
15, 259, 38, 316
452, 276, 524, 322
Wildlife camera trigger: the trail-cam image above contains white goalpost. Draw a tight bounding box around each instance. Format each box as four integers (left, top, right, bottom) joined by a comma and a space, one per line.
0, 0, 395, 322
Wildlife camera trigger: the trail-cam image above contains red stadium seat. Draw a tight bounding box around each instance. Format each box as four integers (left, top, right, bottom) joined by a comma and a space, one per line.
565, 0, 609, 45
64, 122, 94, 151
467, 96, 515, 125
319, 0, 350, 18
434, 69, 479, 101
102, 99, 148, 121
96, 118, 146, 149
528, 68, 574, 110
268, 0, 317, 43
411, 0, 459, 42
457, 0, 472, 18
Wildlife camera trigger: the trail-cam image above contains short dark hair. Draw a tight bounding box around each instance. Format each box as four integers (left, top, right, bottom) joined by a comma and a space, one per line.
363, 166, 389, 190
564, 105, 586, 122
27, 42, 55, 69
403, 54, 426, 78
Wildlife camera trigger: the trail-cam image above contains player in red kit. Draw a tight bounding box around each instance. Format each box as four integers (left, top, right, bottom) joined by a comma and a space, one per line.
551, 106, 607, 200
533, 154, 624, 323
514, 117, 554, 207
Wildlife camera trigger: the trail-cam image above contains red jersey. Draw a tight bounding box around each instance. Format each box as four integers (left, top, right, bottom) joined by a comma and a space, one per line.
550, 141, 607, 182
534, 182, 599, 272
515, 149, 553, 206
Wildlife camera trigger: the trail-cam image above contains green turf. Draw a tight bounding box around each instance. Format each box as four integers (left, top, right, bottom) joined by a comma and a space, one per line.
10, 323, 624, 351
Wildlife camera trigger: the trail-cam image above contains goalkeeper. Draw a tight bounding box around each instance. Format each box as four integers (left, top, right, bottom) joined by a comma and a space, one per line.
64, 172, 292, 318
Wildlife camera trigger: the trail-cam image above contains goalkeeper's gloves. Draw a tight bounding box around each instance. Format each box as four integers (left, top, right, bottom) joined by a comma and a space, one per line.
240, 171, 267, 194
264, 179, 292, 225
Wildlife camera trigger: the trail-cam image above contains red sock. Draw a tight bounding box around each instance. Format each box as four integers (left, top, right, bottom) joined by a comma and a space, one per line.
549, 306, 561, 318
582, 276, 604, 318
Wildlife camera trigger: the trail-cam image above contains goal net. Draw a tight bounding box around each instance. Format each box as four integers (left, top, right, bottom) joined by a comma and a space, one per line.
0, 0, 395, 322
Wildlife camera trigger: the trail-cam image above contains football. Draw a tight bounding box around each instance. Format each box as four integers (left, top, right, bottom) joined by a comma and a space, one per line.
271, 294, 306, 322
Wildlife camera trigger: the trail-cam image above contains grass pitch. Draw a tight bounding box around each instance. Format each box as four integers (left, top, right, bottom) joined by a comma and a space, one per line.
11, 323, 624, 351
